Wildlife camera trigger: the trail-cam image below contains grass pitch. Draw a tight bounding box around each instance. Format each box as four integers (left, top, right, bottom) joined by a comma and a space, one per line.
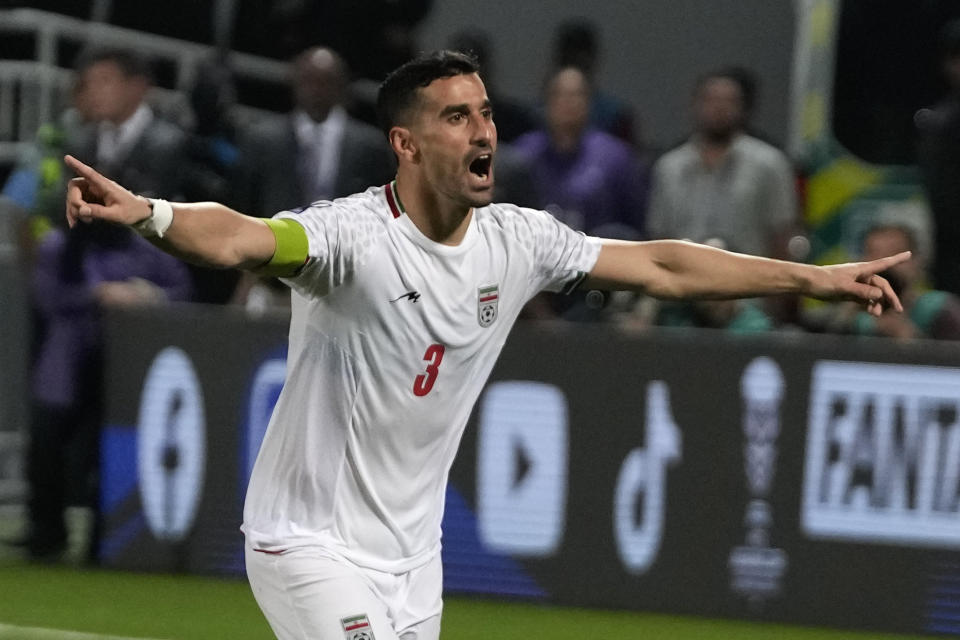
0, 561, 936, 640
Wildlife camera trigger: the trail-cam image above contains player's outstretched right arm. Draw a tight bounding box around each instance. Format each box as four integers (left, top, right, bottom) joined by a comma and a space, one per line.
64, 155, 277, 271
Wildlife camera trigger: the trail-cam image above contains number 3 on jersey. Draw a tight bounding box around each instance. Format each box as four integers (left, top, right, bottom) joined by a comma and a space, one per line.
413, 344, 445, 396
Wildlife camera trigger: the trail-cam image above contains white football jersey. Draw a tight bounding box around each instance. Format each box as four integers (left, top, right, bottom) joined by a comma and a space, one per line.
242, 183, 601, 573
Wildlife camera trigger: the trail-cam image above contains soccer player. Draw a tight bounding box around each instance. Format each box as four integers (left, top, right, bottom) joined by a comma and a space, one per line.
64, 51, 906, 640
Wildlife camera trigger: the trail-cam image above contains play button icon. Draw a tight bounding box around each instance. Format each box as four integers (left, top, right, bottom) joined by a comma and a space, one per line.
513, 436, 531, 488
477, 381, 568, 556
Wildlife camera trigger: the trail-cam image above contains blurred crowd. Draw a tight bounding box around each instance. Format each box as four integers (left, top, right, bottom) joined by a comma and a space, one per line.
6, 16, 960, 334
3, 12, 960, 560
7, 16, 960, 331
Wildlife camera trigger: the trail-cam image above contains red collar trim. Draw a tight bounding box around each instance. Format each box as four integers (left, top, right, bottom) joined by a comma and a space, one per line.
385, 181, 404, 219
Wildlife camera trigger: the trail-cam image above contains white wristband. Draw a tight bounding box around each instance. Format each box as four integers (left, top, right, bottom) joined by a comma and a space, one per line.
133, 198, 174, 238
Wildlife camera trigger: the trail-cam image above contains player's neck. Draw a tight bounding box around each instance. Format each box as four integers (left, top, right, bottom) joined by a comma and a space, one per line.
394, 176, 473, 246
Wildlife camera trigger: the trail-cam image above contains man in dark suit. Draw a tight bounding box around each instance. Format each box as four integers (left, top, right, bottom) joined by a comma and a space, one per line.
18, 46, 194, 560
233, 46, 396, 217
65, 47, 241, 304
66, 47, 188, 200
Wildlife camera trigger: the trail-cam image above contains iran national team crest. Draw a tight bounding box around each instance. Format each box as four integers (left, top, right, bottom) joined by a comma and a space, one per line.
477, 284, 499, 327
341, 613, 375, 640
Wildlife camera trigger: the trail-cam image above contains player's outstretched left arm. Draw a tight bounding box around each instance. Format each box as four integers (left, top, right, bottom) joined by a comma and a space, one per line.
584, 239, 908, 317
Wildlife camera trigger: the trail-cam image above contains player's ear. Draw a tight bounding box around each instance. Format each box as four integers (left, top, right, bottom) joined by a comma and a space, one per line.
389, 126, 419, 164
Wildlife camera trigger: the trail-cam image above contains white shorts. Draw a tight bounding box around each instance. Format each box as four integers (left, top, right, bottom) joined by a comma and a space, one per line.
245, 542, 443, 640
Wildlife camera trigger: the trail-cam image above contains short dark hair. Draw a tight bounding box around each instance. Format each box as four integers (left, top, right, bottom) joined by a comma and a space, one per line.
74, 46, 153, 81
376, 50, 480, 137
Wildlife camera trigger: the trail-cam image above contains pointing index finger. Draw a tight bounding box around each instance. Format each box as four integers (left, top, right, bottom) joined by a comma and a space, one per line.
64, 155, 110, 189
866, 251, 912, 274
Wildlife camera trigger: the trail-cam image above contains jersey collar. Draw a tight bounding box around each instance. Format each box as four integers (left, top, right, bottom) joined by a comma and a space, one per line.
385, 180, 405, 219
384, 181, 480, 256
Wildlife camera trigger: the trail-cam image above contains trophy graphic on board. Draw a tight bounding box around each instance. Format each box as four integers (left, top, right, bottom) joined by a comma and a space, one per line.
728, 357, 789, 609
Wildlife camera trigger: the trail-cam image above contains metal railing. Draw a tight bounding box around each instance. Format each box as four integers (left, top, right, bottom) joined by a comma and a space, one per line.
0, 8, 291, 503
0, 7, 290, 164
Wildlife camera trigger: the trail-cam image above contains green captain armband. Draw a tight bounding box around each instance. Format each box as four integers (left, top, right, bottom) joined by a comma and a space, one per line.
256, 218, 310, 277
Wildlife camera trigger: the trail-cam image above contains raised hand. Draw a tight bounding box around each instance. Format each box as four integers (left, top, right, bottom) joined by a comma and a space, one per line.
811, 252, 911, 317
64, 155, 151, 228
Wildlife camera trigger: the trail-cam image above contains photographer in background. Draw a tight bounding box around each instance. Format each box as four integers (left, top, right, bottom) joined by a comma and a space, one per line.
818, 224, 960, 340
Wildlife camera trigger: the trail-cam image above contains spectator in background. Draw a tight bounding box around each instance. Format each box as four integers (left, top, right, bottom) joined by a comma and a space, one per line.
181, 56, 242, 304
26, 221, 192, 560
615, 238, 775, 333
1, 83, 91, 258
12, 46, 195, 560
552, 19, 636, 145
647, 68, 798, 259
447, 28, 537, 143
917, 20, 960, 298
233, 47, 395, 217
817, 224, 960, 340
514, 66, 648, 238
183, 57, 240, 205
64, 47, 188, 200
232, 47, 395, 311
514, 66, 648, 320
3, 46, 187, 261
656, 298, 774, 334
722, 65, 781, 148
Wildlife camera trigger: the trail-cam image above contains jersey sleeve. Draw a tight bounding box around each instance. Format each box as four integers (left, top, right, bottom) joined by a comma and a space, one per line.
272, 202, 380, 299
521, 207, 602, 295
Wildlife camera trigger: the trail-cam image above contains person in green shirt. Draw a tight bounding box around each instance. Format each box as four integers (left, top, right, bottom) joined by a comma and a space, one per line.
850, 224, 960, 340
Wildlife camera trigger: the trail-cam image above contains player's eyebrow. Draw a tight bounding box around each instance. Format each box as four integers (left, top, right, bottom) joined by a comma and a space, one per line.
438, 99, 493, 118
438, 103, 470, 118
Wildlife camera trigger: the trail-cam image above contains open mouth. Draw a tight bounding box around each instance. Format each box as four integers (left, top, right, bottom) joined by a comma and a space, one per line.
468, 154, 493, 180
